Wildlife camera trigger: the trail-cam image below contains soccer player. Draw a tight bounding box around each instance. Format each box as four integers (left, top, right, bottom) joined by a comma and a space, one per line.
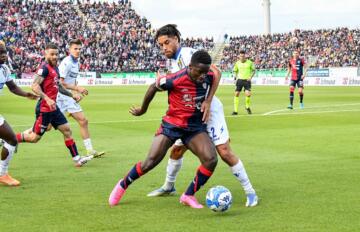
57, 39, 104, 157
232, 50, 255, 115
146, 24, 258, 207
286, 50, 307, 109
0, 41, 38, 186
109, 51, 218, 209
16, 43, 92, 167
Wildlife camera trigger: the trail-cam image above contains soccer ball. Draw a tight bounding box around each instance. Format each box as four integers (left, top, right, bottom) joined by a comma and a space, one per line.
206, 186, 232, 212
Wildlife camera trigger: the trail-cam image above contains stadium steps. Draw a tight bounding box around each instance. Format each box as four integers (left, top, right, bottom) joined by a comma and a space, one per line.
210, 42, 227, 65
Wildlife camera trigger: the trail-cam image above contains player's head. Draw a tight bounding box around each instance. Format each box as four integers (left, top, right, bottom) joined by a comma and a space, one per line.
0, 41, 7, 64
155, 24, 181, 59
69, 39, 82, 59
239, 50, 246, 62
44, 43, 59, 66
292, 50, 299, 59
188, 50, 212, 83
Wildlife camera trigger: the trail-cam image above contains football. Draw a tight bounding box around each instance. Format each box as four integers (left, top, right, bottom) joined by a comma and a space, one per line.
206, 186, 233, 212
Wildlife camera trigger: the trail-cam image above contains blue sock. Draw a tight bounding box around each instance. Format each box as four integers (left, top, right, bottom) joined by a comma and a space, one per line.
120, 162, 143, 189
185, 165, 213, 196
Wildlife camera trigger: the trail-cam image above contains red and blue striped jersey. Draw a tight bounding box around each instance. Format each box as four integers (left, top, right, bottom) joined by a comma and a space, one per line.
36, 62, 60, 112
156, 68, 214, 130
289, 58, 306, 80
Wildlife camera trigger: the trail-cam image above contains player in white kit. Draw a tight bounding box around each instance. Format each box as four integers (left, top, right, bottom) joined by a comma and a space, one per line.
147, 25, 258, 207
57, 39, 104, 157
0, 41, 38, 186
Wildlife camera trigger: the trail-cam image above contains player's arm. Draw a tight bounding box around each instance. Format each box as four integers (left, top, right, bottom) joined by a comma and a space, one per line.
60, 78, 88, 95
201, 64, 221, 122
6, 80, 38, 100
286, 62, 291, 78
32, 74, 56, 110
129, 83, 158, 116
248, 62, 256, 81
58, 82, 82, 102
301, 60, 307, 80
232, 62, 238, 80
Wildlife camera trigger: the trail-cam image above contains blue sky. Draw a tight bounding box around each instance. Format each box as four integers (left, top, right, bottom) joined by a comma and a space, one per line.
131, 0, 360, 39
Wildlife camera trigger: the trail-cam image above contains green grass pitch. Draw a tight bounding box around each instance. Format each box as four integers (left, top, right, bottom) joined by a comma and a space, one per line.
0, 85, 359, 232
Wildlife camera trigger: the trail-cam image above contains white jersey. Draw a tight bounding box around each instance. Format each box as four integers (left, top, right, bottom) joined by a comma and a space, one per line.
57, 56, 82, 114
169, 47, 229, 146
58, 55, 80, 86
0, 64, 12, 125
0, 64, 12, 94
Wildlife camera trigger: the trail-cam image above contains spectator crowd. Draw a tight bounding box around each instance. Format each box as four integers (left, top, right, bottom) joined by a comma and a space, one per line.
1, 0, 358, 76
220, 28, 360, 71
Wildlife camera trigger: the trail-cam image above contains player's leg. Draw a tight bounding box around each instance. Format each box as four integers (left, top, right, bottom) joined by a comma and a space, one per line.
0, 119, 20, 186
16, 112, 47, 143
288, 82, 295, 109
147, 139, 187, 197
216, 141, 258, 207
70, 110, 104, 157
53, 108, 91, 167
233, 79, 242, 115
298, 81, 304, 109
208, 102, 258, 206
180, 132, 218, 208
244, 80, 252, 114
109, 134, 174, 206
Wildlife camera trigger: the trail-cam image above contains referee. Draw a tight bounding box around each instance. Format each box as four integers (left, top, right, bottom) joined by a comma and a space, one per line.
232, 50, 255, 115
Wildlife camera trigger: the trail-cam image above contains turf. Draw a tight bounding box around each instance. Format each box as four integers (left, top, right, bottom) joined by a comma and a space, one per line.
0, 85, 359, 232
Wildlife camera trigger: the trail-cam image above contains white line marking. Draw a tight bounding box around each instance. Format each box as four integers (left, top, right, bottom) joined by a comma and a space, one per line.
263, 103, 360, 116
8, 107, 360, 128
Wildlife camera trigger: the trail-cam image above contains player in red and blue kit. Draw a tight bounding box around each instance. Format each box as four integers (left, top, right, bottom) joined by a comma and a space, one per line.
109, 51, 219, 209
286, 50, 307, 109
15, 44, 93, 167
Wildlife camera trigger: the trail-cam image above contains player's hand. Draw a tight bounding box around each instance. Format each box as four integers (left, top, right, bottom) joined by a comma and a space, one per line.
77, 86, 88, 96
73, 94, 83, 102
26, 92, 39, 100
46, 98, 56, 111
129, 105, 146, 116
201, 100, 211, 122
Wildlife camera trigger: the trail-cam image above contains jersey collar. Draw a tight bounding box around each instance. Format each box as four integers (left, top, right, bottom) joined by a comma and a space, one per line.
172, 47, 182, 60
70, 55, 79, 63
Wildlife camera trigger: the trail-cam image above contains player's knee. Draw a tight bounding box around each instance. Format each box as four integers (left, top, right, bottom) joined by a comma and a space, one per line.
290, 86, 295, 92
298, 89, 303, 94
203, 153, 218, 171
170, 146, 185, 160
6, 135, 18, 146
78, 117, 88, 127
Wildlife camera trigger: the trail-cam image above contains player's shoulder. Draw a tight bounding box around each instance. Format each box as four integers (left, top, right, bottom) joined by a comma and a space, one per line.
1, 64, 11, 73
167, 68, 188, 80
180, 47, 196, 54
60, 56, 72, 65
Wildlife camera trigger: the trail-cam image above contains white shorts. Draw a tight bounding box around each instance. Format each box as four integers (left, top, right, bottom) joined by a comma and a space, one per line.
174, 96, 230, 147
0, 115, 4, 126
57, 93, 82, 114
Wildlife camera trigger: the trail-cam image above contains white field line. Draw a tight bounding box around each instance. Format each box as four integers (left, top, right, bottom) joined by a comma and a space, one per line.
8, 105, 360, 128
263, 103, 360, 116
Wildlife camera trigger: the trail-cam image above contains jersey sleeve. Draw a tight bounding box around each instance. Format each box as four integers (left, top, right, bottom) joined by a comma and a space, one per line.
58, 59, 69, 78
155, 74, 174, 91
250, 61, 255, 71
4, 65, 12, 82
233, 62, 238, 73
36, 64, 49, 78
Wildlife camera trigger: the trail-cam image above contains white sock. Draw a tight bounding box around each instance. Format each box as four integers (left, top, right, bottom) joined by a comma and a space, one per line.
162, 157, 183, 190
231, 160, 255, 194
83, 138, 93, 151
0, 142, 16, 176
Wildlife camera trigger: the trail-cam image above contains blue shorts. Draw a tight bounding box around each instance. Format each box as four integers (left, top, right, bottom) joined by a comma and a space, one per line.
155, 121, 208, 145
33, 106, 67, 136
